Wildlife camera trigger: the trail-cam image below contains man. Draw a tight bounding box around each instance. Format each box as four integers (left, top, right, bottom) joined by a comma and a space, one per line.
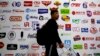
44, 7, 64, 56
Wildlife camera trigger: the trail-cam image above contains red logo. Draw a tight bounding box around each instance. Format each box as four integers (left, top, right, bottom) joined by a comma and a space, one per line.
95, 36, 100, 41
31, 44, 40, 50
65, 24, 71, 31
9, 16, 22, 22
24, 22, 29, 27
97, 44, 100, 48
33, 1, 40, 7
42, 1, 51, 6
71, 3, 81, 7
24, 1, 32, 6
72, 11, 85, 15
89, 2, 96, 8
0, 42, 4, 49
5, 54, 14, 56
91, 44, 95, 47
73, 35, 81, 41
0, 1, 8, 7
98, 3, 100, 7
82, 37, 94, 41
93, 11, 100, 15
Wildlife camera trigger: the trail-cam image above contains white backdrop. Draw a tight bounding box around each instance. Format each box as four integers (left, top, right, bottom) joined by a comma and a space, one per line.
0, 0, 100, 56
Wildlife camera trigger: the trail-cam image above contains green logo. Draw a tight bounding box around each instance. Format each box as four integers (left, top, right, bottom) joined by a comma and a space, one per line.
94, 53, 100, 56
73, 44, 83, 49
60, 9, 70, 14
72, 19, 80, 24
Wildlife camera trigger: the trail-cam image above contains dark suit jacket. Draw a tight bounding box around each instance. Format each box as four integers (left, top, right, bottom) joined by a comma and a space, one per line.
44, 19, 62, 44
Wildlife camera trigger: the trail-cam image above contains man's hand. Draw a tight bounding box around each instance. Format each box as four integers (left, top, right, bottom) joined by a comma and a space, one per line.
59, 43, 64, 48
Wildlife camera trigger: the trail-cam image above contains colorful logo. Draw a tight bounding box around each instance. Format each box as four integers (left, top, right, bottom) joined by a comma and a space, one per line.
65, 24, 71, 31
81, 28, 88, 32
95, 36, 100, 41
73, 35, 81, 41
26, 8, 37, 13
0, 1, 8, 7
38, 9, 48, 14
97, 20, 100, 24
90, 27, 98, 34
31, 44, 40, 50
0, 42, 4, 49
84, 43, 88, 49
72, 19, 80, 24
89, 2, 96, 8
61, 15, 70, 22
64, 40, 71, 48
12, 1, 21, 7
60, 9, 70, 14
54, 1, 61, 6
33, 1, 40, 7
63, 2, 69, 8
87, 10, 92, 17
24, 22, 30, 27
72, 27, 80, 32
73, 44, 83, 49
9, 16, 22, 22
94, 53, 100, 56
42, 1, 51, 6
91, 18, 95, 24
20, 45, 29, 50
90, 44, 96, 49
24, 1, 32, 7
71, 3, 81, 7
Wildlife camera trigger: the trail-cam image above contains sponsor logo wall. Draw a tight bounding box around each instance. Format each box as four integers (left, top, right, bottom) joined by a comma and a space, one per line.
0, 0, 100, 56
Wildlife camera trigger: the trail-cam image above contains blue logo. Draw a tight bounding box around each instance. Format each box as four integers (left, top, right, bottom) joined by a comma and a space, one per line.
97, 20, 100, 24
26, 14, 30, 20
64, 40, 71, 48
32, 21, 40, 30
63, 2, 69, 8
20, 45, 29, 50
26, 8, 36, 13
81, 28, 88, 32
12, 1, 21, 7
38, 9, 48, 14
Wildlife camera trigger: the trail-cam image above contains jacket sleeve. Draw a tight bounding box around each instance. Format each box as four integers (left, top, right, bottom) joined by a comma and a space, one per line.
47, 20, 62, 44
55, 25, 62, 44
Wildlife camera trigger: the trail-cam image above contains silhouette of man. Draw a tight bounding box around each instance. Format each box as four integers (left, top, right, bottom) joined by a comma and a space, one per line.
43, 7, 64, 56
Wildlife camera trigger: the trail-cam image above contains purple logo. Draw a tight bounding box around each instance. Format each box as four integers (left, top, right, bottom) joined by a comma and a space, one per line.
83, 2, 88, 8
87, 10, 92, 17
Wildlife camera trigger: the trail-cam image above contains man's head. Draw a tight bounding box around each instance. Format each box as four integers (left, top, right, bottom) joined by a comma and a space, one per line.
50, 7, 59, 20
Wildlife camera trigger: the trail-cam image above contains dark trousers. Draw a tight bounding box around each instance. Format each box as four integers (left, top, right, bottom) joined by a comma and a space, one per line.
45, 44, 59, 56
